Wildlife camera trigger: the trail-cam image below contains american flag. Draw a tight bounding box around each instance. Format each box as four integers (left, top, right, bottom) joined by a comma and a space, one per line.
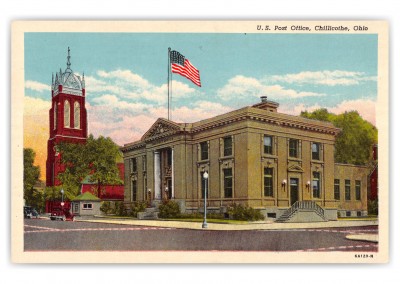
170, 50, 201, 87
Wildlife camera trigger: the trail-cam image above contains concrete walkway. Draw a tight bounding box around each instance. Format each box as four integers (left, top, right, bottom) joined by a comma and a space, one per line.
75, 217, 378, 243
78, 217, 378, 231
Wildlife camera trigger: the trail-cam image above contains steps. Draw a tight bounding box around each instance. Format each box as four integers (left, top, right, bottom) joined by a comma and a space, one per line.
275, 201, 328, 223
137, 207, 159, 220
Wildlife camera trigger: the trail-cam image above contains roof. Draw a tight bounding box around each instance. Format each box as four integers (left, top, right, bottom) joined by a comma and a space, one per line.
121, 100, 341, 152
72, 192, 100, 201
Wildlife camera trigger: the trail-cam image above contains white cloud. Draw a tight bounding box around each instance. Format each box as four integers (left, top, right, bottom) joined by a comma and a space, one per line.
168, 102, 234, 123
98, 69, 151, 89
24, 96, 50, 115
25, 80, 50, 92
217, 75, 325, 100
85, 69, 198, 104
268, 70, 376, 86
280, 99, 376, 125
330, 99, 376, 125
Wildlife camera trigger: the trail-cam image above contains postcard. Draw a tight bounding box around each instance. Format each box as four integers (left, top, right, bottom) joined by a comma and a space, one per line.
11, 20, 388, 263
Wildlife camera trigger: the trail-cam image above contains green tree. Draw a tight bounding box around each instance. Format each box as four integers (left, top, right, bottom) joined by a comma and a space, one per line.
56, 134, 123, 199
24, 148, 42, 208
24, 148, 40, 190
301, 109, 378, 165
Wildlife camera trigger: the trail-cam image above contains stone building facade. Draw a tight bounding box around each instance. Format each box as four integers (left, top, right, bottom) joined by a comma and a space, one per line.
121, 97, 369, 219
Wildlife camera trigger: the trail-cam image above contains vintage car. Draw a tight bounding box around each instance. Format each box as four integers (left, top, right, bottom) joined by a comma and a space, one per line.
24, 206, 33, 219
50, 207, 75, 221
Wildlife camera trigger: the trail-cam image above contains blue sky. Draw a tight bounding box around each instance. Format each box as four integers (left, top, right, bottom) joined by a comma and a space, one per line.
24, 32, 378, 148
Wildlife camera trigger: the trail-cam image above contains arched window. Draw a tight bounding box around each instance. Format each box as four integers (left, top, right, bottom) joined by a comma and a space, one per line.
64, 100, 70, 128
53, 102, 57, 129
74, 101, 80, 129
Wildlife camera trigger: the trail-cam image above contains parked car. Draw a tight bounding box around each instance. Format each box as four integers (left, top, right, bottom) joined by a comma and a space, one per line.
31, 208, 40, 218
24, 206, 33, 219
50, 208, 75, 221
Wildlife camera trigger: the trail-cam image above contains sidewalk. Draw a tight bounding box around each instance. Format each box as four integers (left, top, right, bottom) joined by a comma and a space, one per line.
78, 216, 378, 231
77, 217, 378, 243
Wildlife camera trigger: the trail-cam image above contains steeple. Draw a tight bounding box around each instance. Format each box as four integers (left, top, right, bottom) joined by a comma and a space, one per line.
66, 47, 72, 72
82, 72, 85, 88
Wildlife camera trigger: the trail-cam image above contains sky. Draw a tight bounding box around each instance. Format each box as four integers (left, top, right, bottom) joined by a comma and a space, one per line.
23, 32, 378, 180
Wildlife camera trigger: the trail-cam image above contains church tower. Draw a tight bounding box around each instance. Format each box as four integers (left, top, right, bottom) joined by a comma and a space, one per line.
46, 48, 88, 186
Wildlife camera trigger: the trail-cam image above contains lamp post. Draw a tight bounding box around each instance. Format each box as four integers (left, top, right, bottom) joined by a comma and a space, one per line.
202, 171, 209, 229
165, 186, 169, 200
60, 189, 65, 208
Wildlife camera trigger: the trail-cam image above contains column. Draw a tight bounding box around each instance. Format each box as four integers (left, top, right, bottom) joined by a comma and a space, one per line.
154, 151, 161, 199
171, 147, 174, 199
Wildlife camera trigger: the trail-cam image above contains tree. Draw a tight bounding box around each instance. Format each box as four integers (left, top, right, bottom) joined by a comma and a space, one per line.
301, 109, 378, 165
24, 148, 40, 190
56, 134, 123, 199
24, 148, 42, 208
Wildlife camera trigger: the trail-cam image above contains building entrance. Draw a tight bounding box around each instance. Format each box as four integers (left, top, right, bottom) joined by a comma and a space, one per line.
165, 178, 172, 199
290, 178, 299, 206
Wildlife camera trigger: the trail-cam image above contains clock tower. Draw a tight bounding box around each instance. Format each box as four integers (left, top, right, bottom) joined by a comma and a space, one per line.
46, 48, 88, 186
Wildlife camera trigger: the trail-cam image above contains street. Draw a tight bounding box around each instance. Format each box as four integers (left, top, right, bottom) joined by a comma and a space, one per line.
24, 219, 378, 252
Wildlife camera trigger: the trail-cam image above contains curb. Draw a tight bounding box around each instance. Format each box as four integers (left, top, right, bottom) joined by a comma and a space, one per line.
346, 234, 379, 243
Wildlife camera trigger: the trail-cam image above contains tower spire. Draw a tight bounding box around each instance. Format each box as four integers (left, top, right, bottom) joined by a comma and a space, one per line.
66, 47, 72, 71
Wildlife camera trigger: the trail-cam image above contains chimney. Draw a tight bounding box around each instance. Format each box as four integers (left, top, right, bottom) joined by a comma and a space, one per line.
252, 96, 279, 112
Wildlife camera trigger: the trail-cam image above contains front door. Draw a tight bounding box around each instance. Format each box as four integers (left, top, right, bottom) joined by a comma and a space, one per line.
290, 178, 299, 206
166, 178, 172, 199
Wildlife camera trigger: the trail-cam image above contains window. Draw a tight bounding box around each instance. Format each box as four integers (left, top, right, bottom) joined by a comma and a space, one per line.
73, 203, 79, 213
64, 100, 70, 127
312, 172, 321, 198
200, 142, 209, 160
200, 171, 208, 198
130, 158, 137, 173
312, 142, 320, 160
264, 168, 273, 197
223, 168, 233, 198
74, 101, 80, 129
346, 211, 351, 217
264, 135, 273, 155
167, 148, 172, 166
345, 180, 351, 200
334, 179, 340, 200
223, 136, 233, 156
289, 139, 299, 158
132, 180, 137, 201
83, 203, 93, 210
355, 180, 361, 200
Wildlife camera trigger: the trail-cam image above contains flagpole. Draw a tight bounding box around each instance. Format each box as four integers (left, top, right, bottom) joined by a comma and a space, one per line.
168, 47, 171, 120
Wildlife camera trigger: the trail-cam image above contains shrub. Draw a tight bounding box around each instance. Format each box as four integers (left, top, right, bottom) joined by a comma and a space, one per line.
115, 201, 127, 216
100, 201, 112, 215
368, 199, 378, 216
129, 201, 148, 217
158, 200, 180, 218
227, 203, 264, 221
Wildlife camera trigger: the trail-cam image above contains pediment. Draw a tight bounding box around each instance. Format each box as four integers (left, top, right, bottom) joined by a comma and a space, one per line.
142, 118, 181, 140
287, 164, 304, 172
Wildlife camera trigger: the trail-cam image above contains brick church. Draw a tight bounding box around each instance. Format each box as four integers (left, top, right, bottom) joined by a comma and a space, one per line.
45, 48, 124, 202
46, 47, 88, 186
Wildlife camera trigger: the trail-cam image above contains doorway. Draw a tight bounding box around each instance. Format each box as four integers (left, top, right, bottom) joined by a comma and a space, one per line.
165, 178, 172, 199
290, 178, 299, 206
